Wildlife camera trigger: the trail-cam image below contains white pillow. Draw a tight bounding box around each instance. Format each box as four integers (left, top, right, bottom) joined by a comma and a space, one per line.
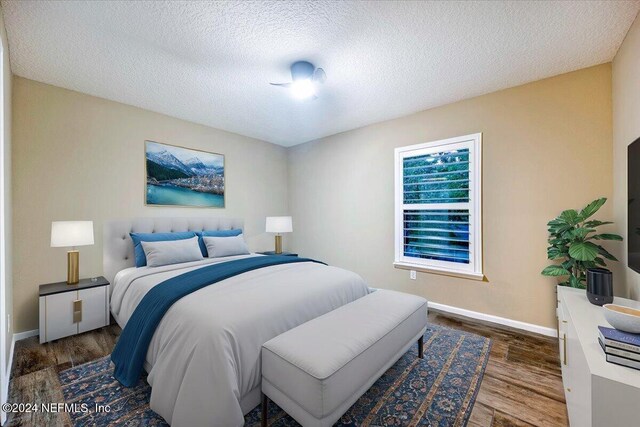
141, 236, 204, 267
203, 234, 250, 258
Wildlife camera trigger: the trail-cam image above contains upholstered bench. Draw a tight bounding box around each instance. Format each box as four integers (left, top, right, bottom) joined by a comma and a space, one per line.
261, 289, 428, 427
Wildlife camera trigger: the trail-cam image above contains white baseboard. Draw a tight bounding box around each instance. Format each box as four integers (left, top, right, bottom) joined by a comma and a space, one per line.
428, 301, 557, 338
12, 329, 38, 342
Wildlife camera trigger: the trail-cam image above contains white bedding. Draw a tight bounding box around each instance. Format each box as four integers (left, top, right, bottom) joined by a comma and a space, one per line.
110, 254, 370, 427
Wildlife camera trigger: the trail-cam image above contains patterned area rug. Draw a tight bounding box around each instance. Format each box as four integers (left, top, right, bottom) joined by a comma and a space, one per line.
58, 324, 490, 426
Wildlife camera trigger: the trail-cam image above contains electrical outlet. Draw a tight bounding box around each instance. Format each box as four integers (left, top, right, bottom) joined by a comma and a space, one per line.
410, 270, 417, 280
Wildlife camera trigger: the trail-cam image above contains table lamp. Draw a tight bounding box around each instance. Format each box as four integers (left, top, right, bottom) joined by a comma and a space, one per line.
265, 216, 292, 254
51, 221, 94, 284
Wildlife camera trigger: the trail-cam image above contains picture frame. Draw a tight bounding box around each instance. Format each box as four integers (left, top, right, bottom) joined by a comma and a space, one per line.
145, 140, 225, 208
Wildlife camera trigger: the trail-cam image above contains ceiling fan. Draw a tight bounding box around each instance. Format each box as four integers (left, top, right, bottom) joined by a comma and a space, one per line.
270, 61, 326, 100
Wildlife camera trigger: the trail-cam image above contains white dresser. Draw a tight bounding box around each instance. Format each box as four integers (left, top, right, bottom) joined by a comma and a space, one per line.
39, 277, 110, 343
557, 286, 640, 426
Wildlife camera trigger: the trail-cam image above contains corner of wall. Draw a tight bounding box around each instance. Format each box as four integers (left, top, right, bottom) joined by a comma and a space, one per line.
613, 11, 640, 300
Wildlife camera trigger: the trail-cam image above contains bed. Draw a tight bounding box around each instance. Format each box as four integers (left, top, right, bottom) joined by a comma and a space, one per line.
104, 217, 370, 427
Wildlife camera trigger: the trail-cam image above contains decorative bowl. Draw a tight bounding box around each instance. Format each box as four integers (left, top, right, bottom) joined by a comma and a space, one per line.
603, 304, 640, 334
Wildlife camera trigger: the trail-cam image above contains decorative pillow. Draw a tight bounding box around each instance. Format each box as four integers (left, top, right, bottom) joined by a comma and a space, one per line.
130, 231, 197, 267
141, 236, 204, 268
202, 234, 250, 258
196, 229, 243, 257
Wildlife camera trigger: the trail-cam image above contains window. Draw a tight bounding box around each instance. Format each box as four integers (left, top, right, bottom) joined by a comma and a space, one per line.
394, 133, 483, 279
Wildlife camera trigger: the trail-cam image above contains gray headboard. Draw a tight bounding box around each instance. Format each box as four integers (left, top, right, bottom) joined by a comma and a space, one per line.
103, 217, 244, 284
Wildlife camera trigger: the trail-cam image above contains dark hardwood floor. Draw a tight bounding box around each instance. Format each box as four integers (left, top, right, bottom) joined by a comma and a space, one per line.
6, 312, 567, 427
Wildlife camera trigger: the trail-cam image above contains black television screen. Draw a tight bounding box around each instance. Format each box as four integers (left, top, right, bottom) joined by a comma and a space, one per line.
629, 137, 640, 273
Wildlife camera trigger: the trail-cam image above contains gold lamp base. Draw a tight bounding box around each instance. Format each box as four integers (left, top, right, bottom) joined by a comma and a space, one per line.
67, 250, 79, 284
274, 235, 282, 254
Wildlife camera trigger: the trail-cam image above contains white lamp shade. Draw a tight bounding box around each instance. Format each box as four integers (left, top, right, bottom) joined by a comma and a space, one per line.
51, 221, 95, 247
266, 216, 293, 233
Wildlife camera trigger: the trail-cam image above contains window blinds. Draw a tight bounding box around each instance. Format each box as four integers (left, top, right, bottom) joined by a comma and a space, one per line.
402, 148, 471, 264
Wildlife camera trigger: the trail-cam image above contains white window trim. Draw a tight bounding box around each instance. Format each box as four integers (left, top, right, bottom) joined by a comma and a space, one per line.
394, 133, 483, 280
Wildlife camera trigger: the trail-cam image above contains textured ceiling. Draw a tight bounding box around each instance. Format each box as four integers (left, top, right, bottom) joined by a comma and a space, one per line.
2, 1, 639, 147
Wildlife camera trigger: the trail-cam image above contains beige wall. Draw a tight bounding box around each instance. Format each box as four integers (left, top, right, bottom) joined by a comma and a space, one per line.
289, 64, 614, 330
9, 61, 619, 333
613, 14, 640, 300
12, 77, 289, 333
1, 5, 12, 375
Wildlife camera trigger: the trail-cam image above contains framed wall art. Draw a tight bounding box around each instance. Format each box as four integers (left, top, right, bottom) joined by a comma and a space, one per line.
145, 140, 225, 208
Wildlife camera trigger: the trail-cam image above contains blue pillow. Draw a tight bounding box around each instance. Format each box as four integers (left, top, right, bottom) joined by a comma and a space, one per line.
130, 232, 197, 267
196, 229, 243, 257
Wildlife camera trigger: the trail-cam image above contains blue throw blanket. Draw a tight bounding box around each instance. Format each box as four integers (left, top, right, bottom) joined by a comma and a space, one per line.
111, 255, 324, 387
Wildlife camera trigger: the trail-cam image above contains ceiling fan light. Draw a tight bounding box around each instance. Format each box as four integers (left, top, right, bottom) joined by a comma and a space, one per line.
291, 79, 316, 99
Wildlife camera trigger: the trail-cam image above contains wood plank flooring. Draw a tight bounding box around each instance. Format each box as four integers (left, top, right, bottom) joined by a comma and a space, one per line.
429, 311, 567, 427
7, 324, 120, 427
6, 312, 567, 426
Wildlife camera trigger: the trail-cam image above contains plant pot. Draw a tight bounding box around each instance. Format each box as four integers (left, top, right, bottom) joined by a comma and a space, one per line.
586, 268, 613, 306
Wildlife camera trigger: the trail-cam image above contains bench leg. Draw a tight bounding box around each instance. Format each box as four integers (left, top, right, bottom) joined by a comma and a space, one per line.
418, 336, 424, 359
261, 393, 268, 427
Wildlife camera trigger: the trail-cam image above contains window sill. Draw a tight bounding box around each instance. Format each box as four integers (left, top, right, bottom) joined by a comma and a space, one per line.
393, 262, 485, 281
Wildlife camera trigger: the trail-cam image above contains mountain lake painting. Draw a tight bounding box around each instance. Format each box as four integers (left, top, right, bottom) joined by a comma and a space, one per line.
145, 141, 225, 207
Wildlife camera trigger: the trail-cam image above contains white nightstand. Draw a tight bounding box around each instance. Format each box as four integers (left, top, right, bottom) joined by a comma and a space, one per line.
39, 276, 110, 344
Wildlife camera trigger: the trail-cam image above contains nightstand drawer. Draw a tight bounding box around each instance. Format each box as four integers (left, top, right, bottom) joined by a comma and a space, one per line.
40, 292, 77, 343
39, 277, 110, 343
78, 287, 108, 333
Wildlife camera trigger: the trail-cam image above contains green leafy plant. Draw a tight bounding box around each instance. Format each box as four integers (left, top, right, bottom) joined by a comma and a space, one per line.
541, 198, 622, 288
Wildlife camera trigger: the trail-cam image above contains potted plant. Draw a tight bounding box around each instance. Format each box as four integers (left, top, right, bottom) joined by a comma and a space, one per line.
541, 198, 622, 288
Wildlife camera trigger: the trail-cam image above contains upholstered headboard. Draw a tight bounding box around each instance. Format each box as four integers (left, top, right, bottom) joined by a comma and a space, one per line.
103, 217, 244, 284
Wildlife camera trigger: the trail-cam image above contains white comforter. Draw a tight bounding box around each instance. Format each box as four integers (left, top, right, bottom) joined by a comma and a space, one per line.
110, 254, 370, 427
